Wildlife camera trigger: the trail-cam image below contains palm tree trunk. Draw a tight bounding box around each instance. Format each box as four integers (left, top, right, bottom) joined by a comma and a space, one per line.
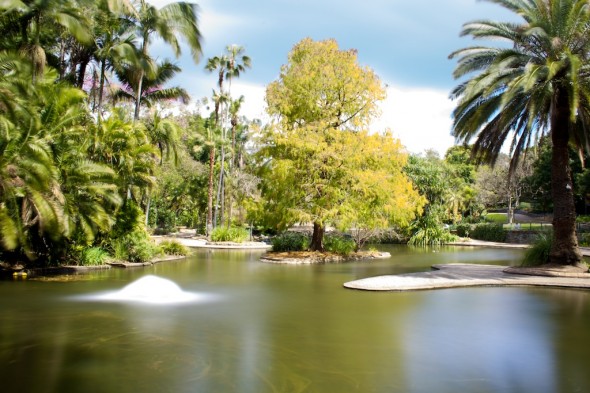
310, 222, 325, 251
214, 148, 224, 226
134, 74, 143, 120
549, 93, 582, 265
207, 146, 215, 237
97, 60, 107, 117
135, 35, 149, 121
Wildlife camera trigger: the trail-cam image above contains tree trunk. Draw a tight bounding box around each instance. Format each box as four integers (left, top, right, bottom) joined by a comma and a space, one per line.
97, 60, 106, 117
310, 222, 325, 252
549, 91, 582, 265
214, 150, 224, 227
508, 194, 514, 225
134, 74, 143, 120
76, 57, 90, 89
207, 146, 215, 238
135, 36, 149, 121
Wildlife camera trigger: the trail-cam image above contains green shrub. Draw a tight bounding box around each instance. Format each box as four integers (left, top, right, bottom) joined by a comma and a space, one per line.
408, 209, 457, 246
579, 233, 590, 247
470, 223, 507, 242
521, 231, 552, 267
211, 226, 249, 243
159, 240, 189, 256
272, 232, 310, 252
324, 235, 356, 255
110, 230, 160, 262
366, 229, 404, 244
408, 226, 457, 246
111, 201, 145, 239
79, 247, 110, 266
454, 223, 473, 238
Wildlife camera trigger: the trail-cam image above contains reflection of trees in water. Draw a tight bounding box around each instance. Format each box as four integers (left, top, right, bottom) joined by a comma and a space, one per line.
531, 288, 590, 393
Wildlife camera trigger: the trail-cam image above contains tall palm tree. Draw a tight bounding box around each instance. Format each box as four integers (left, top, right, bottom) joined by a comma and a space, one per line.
224, 44, 251, 96
205, 46, 250, 227
209, 89, 229, 231
112, 59, 190, 113
229, 95, 245, 169
131, 0, 201, 120
449, 0, 590, 265
91, 3, 140, 116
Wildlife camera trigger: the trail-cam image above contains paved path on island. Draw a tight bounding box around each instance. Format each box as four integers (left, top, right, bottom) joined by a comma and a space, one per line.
153, 236, 271, 250
344, 263, 590, 291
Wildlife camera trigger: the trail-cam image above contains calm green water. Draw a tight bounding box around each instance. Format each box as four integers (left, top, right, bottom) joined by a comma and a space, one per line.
1, 245, 589, 393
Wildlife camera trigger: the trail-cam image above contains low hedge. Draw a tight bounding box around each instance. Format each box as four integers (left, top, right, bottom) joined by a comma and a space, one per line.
470, 223, 507, 242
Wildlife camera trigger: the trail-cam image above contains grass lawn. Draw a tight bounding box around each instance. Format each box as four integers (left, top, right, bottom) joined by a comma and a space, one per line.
485, 213, 507, 223
503, 223, 552, 230
484, 213, 552, 230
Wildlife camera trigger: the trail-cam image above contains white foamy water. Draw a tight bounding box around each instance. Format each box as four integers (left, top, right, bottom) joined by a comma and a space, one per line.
77, 275, 211, 305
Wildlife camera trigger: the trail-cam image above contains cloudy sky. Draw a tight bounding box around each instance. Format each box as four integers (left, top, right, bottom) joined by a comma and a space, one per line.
149, 0, 514, 155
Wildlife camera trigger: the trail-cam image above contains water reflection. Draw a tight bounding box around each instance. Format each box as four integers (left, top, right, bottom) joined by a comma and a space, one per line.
400, 288, 556, 393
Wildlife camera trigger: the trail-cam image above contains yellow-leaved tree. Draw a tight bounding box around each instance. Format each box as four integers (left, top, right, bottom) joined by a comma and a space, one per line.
252, 38, 424, 251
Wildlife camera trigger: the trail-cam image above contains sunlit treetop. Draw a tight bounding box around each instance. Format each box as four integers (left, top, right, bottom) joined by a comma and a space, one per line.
266, 38, 386, 131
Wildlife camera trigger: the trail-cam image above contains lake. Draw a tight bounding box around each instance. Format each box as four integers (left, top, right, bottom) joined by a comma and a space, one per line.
1, 245, 589, 393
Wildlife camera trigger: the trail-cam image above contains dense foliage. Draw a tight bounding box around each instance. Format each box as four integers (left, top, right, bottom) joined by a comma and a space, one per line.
0, 1, 203, 266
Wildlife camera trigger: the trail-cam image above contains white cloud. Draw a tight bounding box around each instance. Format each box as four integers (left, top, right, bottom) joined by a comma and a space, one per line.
217, 81, 457, 156
375, 86, 456, 156
228, 81, 268, 121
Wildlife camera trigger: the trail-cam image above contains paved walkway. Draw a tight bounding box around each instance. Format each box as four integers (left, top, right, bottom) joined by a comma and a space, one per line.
153, 236, 271, 250
343, 263, 590, 291
450, 238, 590, 256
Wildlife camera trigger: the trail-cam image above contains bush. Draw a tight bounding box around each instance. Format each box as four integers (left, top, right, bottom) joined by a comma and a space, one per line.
211, 226, 249, 243
110, 230, 160, 262
159, 240, 189, 256
272, 232, 310, 252
365, 229, 405, 244
79, 247, 110, 266
579, 233, 590, 247
408, 226, 457, 246
324, 235, 356, 255
521, 231, 552, 266
408, 208, 457, 246
470, 223, 507, 242
111, 200, 145, 239
454, 223, 473, 237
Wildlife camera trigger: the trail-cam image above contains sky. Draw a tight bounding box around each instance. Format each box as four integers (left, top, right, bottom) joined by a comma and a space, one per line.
149, 0, 515, 155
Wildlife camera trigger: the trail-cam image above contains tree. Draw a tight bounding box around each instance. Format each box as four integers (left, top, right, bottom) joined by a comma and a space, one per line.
205, 45, 251, 229
449, 0, 590, 265
259, 38, 420, 251
91, 3, 139, 116
131, 0, 201, 119
113, 59, 189, 109
475, 155, 533, 223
